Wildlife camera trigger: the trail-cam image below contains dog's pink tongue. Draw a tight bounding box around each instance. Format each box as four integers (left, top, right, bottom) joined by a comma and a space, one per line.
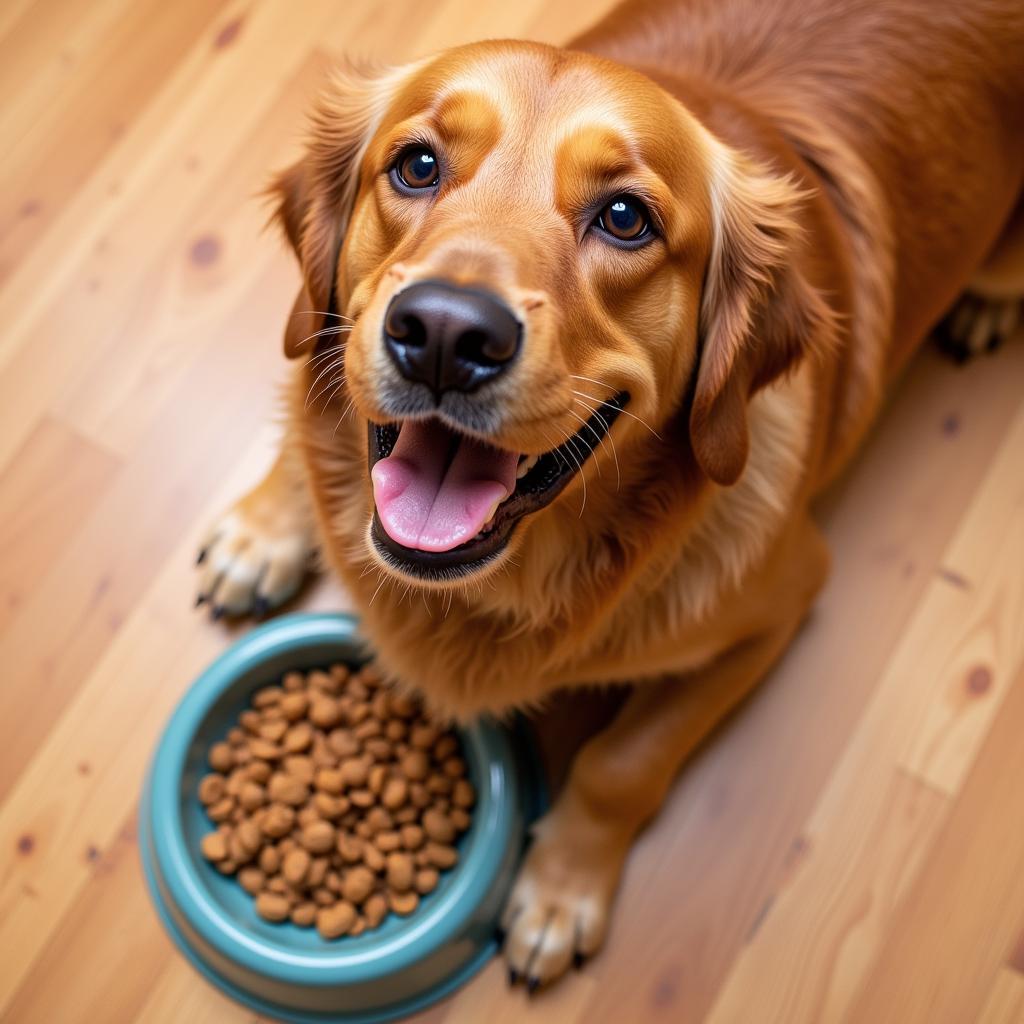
371, 420, 519, 552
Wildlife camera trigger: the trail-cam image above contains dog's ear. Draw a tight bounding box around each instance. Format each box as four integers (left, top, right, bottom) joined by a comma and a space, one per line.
270, 61, 409, 358
690, 147, 837, 484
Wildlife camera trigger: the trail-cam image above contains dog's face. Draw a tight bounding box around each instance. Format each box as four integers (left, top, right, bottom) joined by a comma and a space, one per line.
277, 41, 829, 588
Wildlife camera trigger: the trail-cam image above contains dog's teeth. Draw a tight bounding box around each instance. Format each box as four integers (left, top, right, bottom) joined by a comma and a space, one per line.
516, 454, 539, 479
484, 500, 500, 525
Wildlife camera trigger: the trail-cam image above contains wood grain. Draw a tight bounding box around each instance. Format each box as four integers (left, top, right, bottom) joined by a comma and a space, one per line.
1, 2, 1021, 1022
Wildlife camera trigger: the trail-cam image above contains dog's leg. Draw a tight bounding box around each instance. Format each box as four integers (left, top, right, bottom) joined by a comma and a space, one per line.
936, 194, 1024, 360
195, 413, 317, 619
501, 521, 828, 991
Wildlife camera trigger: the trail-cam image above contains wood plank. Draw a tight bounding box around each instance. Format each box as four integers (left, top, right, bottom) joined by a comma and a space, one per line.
0, 426, 284, 1012
0, 0, 233, 284
847, 659, 1024, 1022
0, 417, 119, 634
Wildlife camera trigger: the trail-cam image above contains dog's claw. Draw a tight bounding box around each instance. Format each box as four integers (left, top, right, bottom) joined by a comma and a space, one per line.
195, 593, 207, 608
196, 547, 208, 566
526, 976, 541, 996
210, 604, 225, 622
252, 595, 270, 620
572, 950, 586, 970
494, 926, 506, 948
507, 967, 520, 987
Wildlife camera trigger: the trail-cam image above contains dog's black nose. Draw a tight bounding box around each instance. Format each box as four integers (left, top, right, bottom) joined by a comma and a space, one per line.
383, 281, 521, 396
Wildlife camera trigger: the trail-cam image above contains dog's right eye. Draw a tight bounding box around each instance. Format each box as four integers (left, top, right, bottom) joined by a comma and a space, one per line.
392, 147, 440, 191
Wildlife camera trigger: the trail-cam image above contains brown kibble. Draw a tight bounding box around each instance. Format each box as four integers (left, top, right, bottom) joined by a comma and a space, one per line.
215, 858, 239, 875
246, 760, 273, 784
325, 869, 343, 893
301, 820, 336, 854
253, 686, 283, 708
400, 824, 424, 850
368, 764, 386, 795
309, 695, 341, 729
309, 670, 339, 694
374, 830, 402, 853
452, 779, 475, 808
261, 803, 295, 839
339, 758, 368, 788
330, 663, 351, 686
355, 821, 373, 840
239, 782, 266, 812
328, 729, 360, 759
314, 768, 344, 795
349, 788, 374, 808
364, 892, 388, 927
349, 917, 367, 937
283, 755, 315, 784
314, 793, 347, 819
291, 901, 317, 927
389, 890, 419, 916
414, 867, 439, 895
198, 774, 226, 805
283, 722, 313, 754
442, 757, 466, 778
354, 718, 382, 741
282, 671, 305, 692
362, 843, 385, 873
424, 842, 458, 869
395, 806, 419, 825
236, 819, 261, 855
208, 797, 235, 823
386, 851, 414, 891
201, 832, 228, 861
232, 744, 253, 766
259, 719, 288, 743
259, 846, 280, 874
347, 702, 371, 726
238, 866, 265, 894
365, 738, 392, 762
382, 777, 408, 810
240, 710, 262, 734
313, 886, 335, 906
410, 724, 439, 750
283, 848, 311, 886
342, 865, 376, 904
433, 736, 458, 761
450, 808, 471, 832
384, 719, 407, 742
280, 692, 309, 721
400, 751, 429, 782
227, 727, 246, 746
308, 856, 329, 888
256, 891, 291, 921
409, 783, 430, 808
388, 692, 418, 719
209, 742, 233, 772
366, 806, 393, 834
426, 774, 453, 796
337, 834, 363, 863
422, 808, 456, 844
268, 773, 308, 806
317, 901, 357, 939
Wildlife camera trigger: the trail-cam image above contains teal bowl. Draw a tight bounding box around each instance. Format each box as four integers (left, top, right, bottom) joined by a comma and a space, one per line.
140, 613, 542, 1023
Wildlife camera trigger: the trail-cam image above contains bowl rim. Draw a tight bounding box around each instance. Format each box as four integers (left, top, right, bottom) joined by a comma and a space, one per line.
146, 612, 519, 988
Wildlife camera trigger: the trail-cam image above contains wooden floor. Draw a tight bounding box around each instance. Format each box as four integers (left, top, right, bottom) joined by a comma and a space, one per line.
1, 1, 1023, 1021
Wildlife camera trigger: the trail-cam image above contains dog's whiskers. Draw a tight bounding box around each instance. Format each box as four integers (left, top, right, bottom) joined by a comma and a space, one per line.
572, 398, 621, 492
569, 378, 662, 439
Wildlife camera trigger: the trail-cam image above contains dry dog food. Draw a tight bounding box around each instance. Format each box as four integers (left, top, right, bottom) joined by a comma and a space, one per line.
198, 662, 475, 939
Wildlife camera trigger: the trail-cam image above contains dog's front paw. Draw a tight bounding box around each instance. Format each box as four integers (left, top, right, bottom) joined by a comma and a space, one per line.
500, 812, 627, 992
195, 500, 316, 620
936, 292, 1021, 361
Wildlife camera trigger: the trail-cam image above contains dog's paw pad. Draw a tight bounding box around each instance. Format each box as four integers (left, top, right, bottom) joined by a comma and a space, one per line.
195, 507, 315, 620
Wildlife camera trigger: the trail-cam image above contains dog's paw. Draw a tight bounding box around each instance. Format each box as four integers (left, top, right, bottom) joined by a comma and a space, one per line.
500, 817, 625, 992
936, 292, 1021, 362
195, 501, 316, 620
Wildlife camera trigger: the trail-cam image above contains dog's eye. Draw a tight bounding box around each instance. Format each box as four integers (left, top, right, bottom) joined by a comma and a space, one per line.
393, 146, 439, 190
596, 196, 651, 243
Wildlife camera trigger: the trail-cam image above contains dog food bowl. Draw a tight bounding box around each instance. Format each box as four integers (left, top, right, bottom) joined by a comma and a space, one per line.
140, 612, 543, 1023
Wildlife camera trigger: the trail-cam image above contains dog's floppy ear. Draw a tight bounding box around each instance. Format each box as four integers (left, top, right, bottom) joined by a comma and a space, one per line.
270, 61, 409, 358
690, 146, 837, 484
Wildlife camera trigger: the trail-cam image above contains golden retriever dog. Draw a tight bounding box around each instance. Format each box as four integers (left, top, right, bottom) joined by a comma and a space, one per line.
196, 0, 1024, 990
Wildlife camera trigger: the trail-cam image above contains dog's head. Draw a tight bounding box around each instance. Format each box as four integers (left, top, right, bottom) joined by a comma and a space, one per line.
275, 41, 831, 587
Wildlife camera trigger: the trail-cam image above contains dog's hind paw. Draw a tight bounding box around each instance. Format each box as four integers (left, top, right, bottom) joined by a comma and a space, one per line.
935, 292, 1021, 363
194, 502, 317, 621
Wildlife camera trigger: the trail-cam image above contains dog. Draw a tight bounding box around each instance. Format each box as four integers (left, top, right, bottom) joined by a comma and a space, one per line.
196, 0, 1024, 990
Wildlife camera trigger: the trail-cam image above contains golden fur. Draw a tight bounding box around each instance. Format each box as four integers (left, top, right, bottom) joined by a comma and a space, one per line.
199, 0, 1024, 986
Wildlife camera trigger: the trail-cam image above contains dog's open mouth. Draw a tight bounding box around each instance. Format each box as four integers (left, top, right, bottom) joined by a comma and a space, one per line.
367, 391, 629, 579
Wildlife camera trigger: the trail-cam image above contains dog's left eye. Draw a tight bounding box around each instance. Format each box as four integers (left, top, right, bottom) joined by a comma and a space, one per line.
595, 196, 652, 244
392, 146, 440, 191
